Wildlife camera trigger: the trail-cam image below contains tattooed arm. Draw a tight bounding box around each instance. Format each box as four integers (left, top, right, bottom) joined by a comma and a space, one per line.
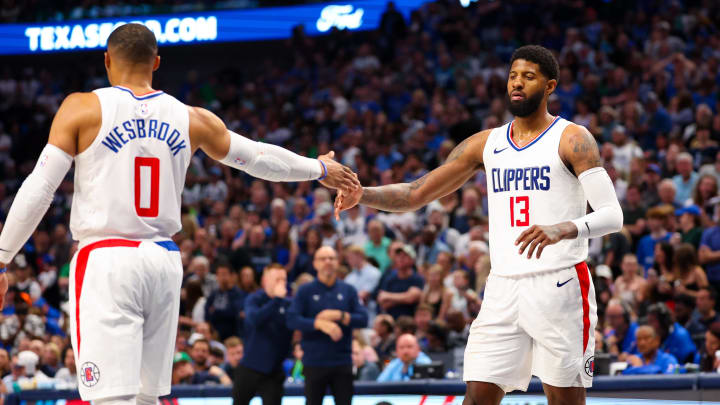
559, 123, 604, 176
336, 130, 489, 213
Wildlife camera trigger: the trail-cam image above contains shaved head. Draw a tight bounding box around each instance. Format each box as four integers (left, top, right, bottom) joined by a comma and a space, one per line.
107, 23, 158, 64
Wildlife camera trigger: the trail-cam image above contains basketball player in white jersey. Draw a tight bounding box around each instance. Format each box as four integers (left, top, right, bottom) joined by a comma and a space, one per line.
0, 24, 359, 405
335, 45, 623, 404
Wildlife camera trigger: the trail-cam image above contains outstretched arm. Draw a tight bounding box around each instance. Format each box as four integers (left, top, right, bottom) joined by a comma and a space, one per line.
515, 124, 623, 258
336, 130, 489, 214
188, 106, 359, 191
0, 93, 96, 308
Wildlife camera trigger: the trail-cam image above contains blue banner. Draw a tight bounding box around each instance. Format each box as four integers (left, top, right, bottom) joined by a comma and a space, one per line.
0, 0, 425, 55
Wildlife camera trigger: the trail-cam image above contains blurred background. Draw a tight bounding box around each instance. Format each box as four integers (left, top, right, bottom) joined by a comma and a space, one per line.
2, 0, 720, 403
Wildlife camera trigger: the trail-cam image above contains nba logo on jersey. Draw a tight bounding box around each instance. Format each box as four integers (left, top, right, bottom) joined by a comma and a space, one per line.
80, 362, 100, 387
135, 102, 152, 118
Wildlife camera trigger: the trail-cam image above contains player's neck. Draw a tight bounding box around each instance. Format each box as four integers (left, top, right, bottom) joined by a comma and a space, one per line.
511, 110, 555, 142
111, 73, 155, 95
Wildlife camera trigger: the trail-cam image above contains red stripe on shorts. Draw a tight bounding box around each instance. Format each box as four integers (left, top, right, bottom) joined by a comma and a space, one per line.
75, 239, 141, 355
574, 262, 591, 354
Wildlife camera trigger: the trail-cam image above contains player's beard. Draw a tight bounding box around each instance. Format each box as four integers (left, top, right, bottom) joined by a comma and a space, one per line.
507, 89, 545, 117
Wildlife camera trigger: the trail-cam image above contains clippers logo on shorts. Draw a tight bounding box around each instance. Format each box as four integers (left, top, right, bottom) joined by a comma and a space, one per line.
80, 362, 100, 387
584, 356, 594, 377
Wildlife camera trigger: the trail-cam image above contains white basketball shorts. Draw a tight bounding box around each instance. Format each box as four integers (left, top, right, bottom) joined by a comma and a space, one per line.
69, 239, 183, 401
463, 263, 597, 393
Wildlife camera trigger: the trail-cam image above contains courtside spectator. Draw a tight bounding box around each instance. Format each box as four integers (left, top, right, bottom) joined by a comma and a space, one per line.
605, 301, 638, 361
352, 339, 380, 381
647, 303, 697, 364
693, 287, 720, 330
623, 326, 679, 375
376, 334, 431, 382
696, 322, 720, 372
372, 315, 396, 363
221, 337, 243, 377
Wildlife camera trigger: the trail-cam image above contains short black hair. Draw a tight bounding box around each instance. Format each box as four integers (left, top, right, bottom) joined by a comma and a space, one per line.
107, 23, 158, 64
510, 45, 559, 81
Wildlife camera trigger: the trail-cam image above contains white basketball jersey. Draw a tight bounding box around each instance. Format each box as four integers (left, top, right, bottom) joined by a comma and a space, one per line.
483, 116, 587, 276
69, 86, 191, 244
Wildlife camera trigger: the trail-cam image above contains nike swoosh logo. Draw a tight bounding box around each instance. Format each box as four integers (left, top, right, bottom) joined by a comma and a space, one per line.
493, 147, 508, 154
557, 278, 573, 287
585, 222, 590, 232
0, 248, 9, 252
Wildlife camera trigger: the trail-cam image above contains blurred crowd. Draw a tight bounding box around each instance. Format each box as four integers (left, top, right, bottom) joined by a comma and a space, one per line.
0, 0, 337, 23
2, 0, 720, 392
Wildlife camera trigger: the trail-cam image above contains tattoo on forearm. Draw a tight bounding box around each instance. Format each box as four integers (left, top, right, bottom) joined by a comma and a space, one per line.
361, 173, 429, 212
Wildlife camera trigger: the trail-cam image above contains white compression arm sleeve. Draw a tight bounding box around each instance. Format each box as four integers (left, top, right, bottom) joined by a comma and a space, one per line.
571, 167, 624, 239
219, 130, 323, 182
0, 144, 73, 264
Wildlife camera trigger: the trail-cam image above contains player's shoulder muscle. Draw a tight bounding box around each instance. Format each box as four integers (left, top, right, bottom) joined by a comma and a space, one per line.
559, 122, 602, 176
49, 92, 100, 156
449, 128, 491, 167
188, 105, 228, 158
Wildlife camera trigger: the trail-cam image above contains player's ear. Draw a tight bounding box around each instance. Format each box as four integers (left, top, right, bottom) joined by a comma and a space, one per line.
104, 52, 110, 71
546, 78, 557, 96
152, 55, 161, 72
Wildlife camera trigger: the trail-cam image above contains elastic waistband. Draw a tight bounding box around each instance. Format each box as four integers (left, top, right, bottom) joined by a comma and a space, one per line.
154, 240, 179, 251
78, 238, 178, 252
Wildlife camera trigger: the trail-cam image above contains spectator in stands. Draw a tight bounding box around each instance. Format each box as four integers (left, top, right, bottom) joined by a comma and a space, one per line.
696, 322, 720, 372
451, 188, 482, 233
171, 352, 204, 385
622, 185, 647, 240
187, 256, 218, 297
13, 255, 41, 302
613, 254, 645, 307
699, 218, 720, 292
449, 270, 481, 319
0, 348, 8, 378
234, 264, 292, 405
675, 205, 703, 248
238, 266, 259, 294
420, 264, 452, 320
611, 125, 643, 178
205, 262, 246, 340
287, 246, 368, 405
39, 342, 59, 378
344, 245, 381, 305
689, 175, 717, 227
351, 339, 379, 381
657, 180, 679, 208
233, 225, 274, 278
674, 294, 707, 340
673, 243, 709, 298
673, 153, 700, 205
692, 287, 720, 330
0, 297, 45, 348
285, 342, 304, 382
637, 206, 673, 273
376, 334, 431, 382
188, 339, 232, 385
221, 337, 243, 378
623, 325, 679, 375
372, 314, 395, 363
54, 346, 77, 389
179, 280, 206, 329
364, 220, 391, 272
414, 304, 433, 349
605, 301, 638, 361
647, 303, 697, 364
377, 245, 424, 319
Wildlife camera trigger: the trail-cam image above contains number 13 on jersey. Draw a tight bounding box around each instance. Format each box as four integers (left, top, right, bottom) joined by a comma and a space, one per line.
509, 196, 529, 227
